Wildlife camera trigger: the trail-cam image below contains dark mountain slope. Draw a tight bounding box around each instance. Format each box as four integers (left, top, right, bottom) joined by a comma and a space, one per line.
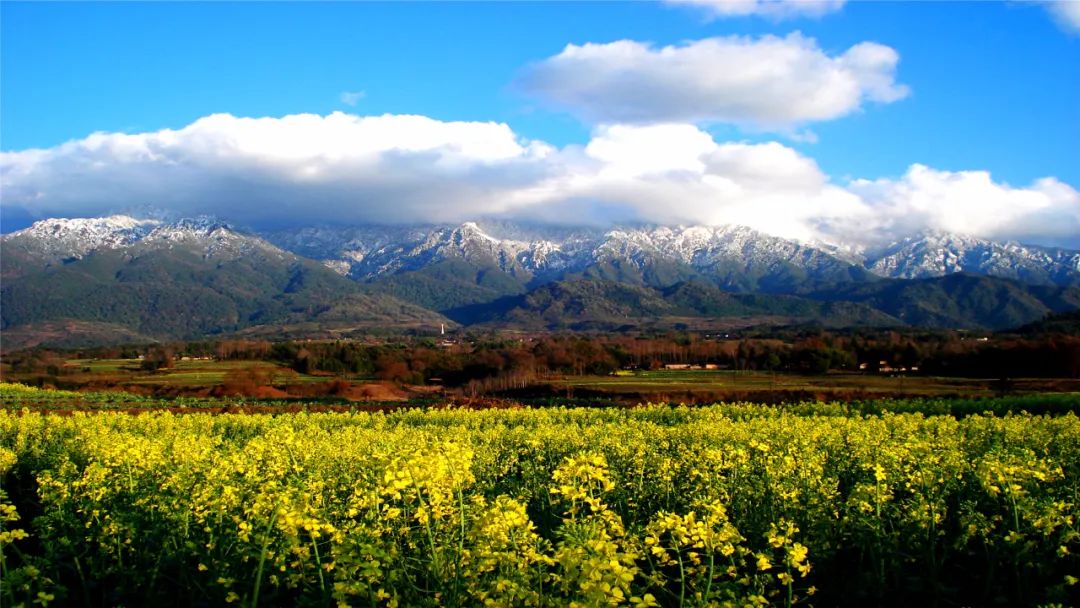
368, 258, 530, 311
0, 233, 448, 347
451, 280, 901, 330
807, 273, 1080, 330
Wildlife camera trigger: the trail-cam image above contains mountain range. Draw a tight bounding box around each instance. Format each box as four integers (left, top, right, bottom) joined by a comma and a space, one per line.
2, 215, 1078, 348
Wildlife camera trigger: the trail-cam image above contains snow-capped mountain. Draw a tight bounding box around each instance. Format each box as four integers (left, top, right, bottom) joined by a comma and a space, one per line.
5, 215, 1080, 289
1, 215, 161, 262
863, 232, 1080, 286
592, 224, 861, 279
137, 217, 288, 261
263, 221, 597, 280
4, 214, 1080, 345
3, 215, 285, 266
263, 221, 867, 290
0, 215, 451, 349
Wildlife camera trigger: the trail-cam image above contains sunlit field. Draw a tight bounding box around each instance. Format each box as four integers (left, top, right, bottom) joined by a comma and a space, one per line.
4, 1, 1080, 606
60, 359, 334, 387
2, 385, 1077, 607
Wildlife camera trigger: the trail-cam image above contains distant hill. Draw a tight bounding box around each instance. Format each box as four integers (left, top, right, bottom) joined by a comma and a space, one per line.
0, 320, 159, 350
807, 273, 1080, 330
448, 275, 1080, 332
449, 279, 901, 330
1012, 309, 1080, 335
234, 293, 454, 341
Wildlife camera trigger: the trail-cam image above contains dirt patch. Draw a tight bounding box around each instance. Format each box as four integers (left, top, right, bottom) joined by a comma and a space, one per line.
251, 386, 290, 399
408, 384, 446, 395
346, 382, 409, 401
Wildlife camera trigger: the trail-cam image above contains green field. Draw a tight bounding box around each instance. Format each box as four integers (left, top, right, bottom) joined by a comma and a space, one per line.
58, 358, 337, 386
5, 357, 1078, 405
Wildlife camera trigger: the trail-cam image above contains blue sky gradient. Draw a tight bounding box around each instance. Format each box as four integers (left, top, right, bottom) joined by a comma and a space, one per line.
1, 1, 1078, 245
3, 2, 1076, 183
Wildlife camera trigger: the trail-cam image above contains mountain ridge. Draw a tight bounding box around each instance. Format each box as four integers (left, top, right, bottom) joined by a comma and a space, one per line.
3, 214, 1079, 347
862, 232, 1080, 286
9, 215, 1079, 288
0, 218, 451, 349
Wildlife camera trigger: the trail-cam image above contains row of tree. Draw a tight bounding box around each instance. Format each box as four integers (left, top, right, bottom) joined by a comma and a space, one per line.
10, 329, 1077, 388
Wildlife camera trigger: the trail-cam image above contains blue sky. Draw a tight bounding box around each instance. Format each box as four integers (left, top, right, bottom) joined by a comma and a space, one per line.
2, 1, 1078, 246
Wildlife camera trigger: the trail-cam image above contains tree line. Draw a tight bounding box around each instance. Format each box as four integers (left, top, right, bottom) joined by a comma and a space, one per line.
9, 330, 1078, 388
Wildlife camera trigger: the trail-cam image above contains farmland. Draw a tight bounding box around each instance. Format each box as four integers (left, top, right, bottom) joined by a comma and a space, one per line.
37, 358, 334, 388
551, 368, 1080, 398
6, 352, 1080, 410
2, 385, 1079, 607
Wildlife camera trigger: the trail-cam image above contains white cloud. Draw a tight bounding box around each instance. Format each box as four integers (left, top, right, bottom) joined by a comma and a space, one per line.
339, 90, 366, 106
0, 112, 557, 226
1041, 0, 1080, 33
848, 165, 1080, 247
2, 113, 1077, 248
527, 123, 867, 241
666, 0, 846, 20
518, 34, 908, 130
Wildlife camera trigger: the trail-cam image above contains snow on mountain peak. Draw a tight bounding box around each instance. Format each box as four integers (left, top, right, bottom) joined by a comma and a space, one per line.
1, 214, 286, 264
6, 215, 1079, 288
20, 214, 159, 237
6, 215, 161, 260
865, 231, 1080, 285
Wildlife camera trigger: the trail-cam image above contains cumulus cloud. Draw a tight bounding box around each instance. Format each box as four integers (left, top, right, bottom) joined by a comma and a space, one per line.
2, 112, 1077, 248
0, 112, 557, 227
339, 90, 366, 106
665, 0, 846, 20
524, 123, 864, 241
848, 165, 1080, 248
517, 34, 908, 130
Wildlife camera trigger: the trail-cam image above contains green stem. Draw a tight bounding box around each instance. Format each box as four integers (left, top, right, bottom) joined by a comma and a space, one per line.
311, 534, 326, 598
785, 563, 793, 608
443, 449, 468, 606
703, 550, 715, 603
251, 509, 279, 607
74, 555, 92, 608
675, 547, 686, 608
